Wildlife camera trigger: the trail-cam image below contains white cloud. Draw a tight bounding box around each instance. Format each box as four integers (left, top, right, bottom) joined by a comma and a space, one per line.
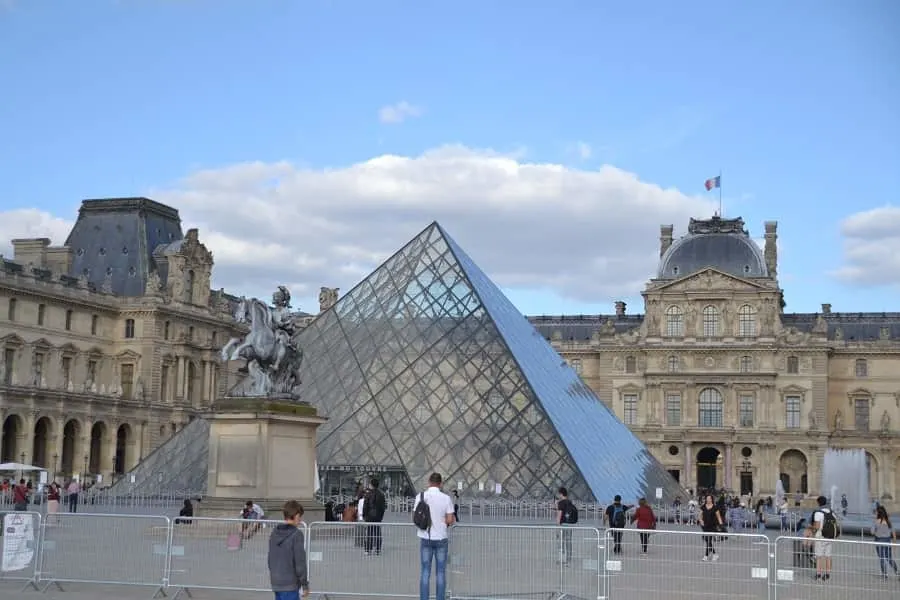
378, 101, 423, 124
571, 142, 592, 160
832, 205, 900, 286
0, 146, 718, 310
0, 209, 73, 259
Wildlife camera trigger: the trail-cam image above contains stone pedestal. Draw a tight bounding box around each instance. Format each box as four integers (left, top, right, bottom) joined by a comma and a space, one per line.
198, 396, 327, 523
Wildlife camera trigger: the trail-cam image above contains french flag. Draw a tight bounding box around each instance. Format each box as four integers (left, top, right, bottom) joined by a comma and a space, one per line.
704, 176, 721, 191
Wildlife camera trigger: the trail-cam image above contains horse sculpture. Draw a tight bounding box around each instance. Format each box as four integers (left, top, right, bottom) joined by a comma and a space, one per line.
221, 291, 303, 397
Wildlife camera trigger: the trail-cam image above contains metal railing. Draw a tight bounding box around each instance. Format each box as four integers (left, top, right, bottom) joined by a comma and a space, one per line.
2, 511, 898, 599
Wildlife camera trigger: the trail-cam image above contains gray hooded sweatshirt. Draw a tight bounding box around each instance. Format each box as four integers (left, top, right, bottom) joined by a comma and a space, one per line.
268, 523, 308, 592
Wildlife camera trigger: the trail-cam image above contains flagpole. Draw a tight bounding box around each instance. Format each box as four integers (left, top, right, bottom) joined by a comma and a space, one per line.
718, 169, 723, 217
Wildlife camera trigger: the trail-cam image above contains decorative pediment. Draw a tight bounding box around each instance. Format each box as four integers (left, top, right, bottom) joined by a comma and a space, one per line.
116, 350, 141, 361
1, 333, 25, 346
179, 228, 214, 266
653, 268, 766, 293
615, 383, 643, 395
32, 337, 53, 350
847, 387, 874, 407
780, 384, 808, 394
161, 352, 176, 363
58, 343, 78, 355
86, 346, 105, 356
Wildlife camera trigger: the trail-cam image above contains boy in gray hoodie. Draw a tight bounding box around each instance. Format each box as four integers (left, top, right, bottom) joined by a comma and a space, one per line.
267, 500, 310, 599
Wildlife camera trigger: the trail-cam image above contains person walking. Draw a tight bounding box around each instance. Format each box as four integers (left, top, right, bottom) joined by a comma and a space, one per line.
604, 495, 632, 555
632, 498, 657, 554
267, 500, 310, 600
699, 494, 723, 561
362, 477, 387, 556
46, 482, 61, 524
12, 479, 29, 511
556, 487, 578, 565
414, 472, 455, 600
872, 505, 899, 579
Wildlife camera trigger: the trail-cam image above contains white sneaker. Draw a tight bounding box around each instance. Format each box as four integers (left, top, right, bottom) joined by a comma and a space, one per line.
712, 553, 720, 562
702, 555, 709, 562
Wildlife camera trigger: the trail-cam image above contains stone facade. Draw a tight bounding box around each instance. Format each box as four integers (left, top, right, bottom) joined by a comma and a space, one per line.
530, 216, 900, 511
0, 198, 245, 484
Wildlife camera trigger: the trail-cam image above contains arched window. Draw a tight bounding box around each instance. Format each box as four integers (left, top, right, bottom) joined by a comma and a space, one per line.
702, 305, 719, 337
667, 356, 679, 372
665, 306, 684, 337
625, 356, 637, 374
698, 388, 724, 428
186, 270, 195, 304
738, 304, 756, 337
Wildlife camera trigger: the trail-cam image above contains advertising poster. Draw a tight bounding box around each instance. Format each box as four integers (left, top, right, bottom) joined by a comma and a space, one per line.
1, 513, 36, 573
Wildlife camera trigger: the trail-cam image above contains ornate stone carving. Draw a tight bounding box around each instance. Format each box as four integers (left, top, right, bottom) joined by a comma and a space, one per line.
808, 408, 817, 429
146, 270, 163, 296
169, 264, 186, 300
77, 273, 89, 289
721, 305, 732, 333
881, 410, 890, 434
101, 271, 114, 294
833, 409, 843, 431
600, 319, 616, 336
134, 377, 145, 401
318, 287, 340, 313
688, 216, 747, 235
812, 315, 828, 335
834, 327, 844, 341
685, 305, 698, 333
221, 286, 304, 398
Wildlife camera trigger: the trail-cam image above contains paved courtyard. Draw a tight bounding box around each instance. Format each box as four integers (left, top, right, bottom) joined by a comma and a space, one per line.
0, 513, 897, 600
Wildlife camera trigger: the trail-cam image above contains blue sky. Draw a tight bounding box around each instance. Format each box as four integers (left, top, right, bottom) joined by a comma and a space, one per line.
1, 0, 898, 316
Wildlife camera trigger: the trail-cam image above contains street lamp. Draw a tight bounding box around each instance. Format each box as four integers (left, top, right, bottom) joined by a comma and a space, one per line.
83, 454, 89, 478
20, 451, 25, 464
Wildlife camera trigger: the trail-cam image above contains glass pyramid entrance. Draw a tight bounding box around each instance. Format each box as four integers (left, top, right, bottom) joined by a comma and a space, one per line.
299, 222, 683, 503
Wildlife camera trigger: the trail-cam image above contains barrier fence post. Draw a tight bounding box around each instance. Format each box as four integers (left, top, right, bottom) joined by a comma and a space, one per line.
0, 511, 42, 592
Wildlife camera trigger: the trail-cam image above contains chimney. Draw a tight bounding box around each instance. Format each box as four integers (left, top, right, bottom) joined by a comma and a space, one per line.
821, 303, 832, 315
614, 301, 626, 317
659, 225, 674, 258
11, 238, 51, 268
764, 221, 778, 277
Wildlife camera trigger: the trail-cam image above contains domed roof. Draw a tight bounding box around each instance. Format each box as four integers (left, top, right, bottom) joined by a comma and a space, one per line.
658, 216, 769, 280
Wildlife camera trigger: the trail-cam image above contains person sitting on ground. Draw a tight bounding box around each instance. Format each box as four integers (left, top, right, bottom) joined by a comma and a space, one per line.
176, 498, 194, 525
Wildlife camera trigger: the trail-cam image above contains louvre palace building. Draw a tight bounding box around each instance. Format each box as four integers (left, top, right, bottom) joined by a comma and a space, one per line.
530, 216, 900, 509
2, 198, 898, 509
0, 198, 250, 482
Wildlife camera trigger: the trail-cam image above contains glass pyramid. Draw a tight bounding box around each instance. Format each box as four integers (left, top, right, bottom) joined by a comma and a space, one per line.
299, 222, 683, 503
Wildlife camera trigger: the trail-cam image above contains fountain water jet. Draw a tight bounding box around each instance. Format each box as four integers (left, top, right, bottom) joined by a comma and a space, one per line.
821, 448, 869, 516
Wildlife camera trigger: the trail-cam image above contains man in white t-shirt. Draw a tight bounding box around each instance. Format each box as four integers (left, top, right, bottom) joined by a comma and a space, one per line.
414, 472, 455, 600
811, 495, 834, 581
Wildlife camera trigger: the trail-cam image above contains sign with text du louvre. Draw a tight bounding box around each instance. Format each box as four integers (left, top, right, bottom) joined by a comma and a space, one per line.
2, 513, 36, 572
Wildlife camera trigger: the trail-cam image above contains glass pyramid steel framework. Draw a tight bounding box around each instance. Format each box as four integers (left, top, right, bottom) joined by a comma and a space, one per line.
111, 222, 683, 503
299, 222, 683, 503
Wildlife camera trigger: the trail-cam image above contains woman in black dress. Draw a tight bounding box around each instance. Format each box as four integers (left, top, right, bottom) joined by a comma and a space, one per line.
699, 494, 723, 561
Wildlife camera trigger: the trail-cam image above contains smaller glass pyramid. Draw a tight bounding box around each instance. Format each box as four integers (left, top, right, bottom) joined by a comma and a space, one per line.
299, 222, 684, 503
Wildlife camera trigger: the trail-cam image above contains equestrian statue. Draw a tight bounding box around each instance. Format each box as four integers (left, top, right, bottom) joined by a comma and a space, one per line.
221, 286, 304, 398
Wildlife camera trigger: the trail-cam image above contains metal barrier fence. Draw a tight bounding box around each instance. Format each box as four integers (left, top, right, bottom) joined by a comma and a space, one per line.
167, 517, 307, 599
604, 527, 771, 600
773, 535, 900, 600
0, 511, 41, 590
2, 513, 898, 599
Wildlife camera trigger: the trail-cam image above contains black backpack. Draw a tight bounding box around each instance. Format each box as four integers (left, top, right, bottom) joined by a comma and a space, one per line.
363, 490, 380, 522
611, 504, 626, 528
413, 492, 432, 532
817, 509, 840, 539
562, 500, 579, 524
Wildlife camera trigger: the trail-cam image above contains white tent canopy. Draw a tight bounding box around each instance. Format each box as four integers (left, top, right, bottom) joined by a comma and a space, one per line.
0, 463, 46, 472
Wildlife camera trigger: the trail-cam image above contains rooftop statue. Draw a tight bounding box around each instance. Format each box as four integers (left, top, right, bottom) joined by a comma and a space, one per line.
221, 286, 304, 398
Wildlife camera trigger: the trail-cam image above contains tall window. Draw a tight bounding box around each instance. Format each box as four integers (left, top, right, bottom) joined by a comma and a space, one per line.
164, 321, 171, 340
785, 395, 801, 429
665, 306, 684, 337
120, 364, 134, 400
739, 394, 755, 427
2, 348, 14, 384
698, 388, 724, 428
6, 298, 16, 321
740, 356, 753, 372
65, 309, 73, 331
667, 355, 679, 372
61, 356, 72, 387
666, 393, 682, 426
91, 314, 98, 335
625, 356, 637, 374
623, 394, 638, 425
87, 359, 97, 383
186, 270, 195, 304
702, 305, 719, 337
569, 358, 583, 375
738, 304, 756, 337
855, 359, 868, 377
124, 319, 135, 338
787, 356, 799, 374
188, 326, 195, 341
37, 304, 46, 326
854, 398, 870, 431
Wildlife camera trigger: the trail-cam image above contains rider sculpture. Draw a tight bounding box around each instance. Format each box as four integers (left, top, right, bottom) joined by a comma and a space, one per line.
221, 286, 303, 398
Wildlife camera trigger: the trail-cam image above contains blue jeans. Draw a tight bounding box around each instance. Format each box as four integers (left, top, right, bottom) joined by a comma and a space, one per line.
273, 591, 299, 600
420, 538, 449, 600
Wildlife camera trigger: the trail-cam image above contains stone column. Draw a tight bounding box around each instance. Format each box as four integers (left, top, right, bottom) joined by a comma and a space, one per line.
724, 444, 733, 491
175, 356, 185, 402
